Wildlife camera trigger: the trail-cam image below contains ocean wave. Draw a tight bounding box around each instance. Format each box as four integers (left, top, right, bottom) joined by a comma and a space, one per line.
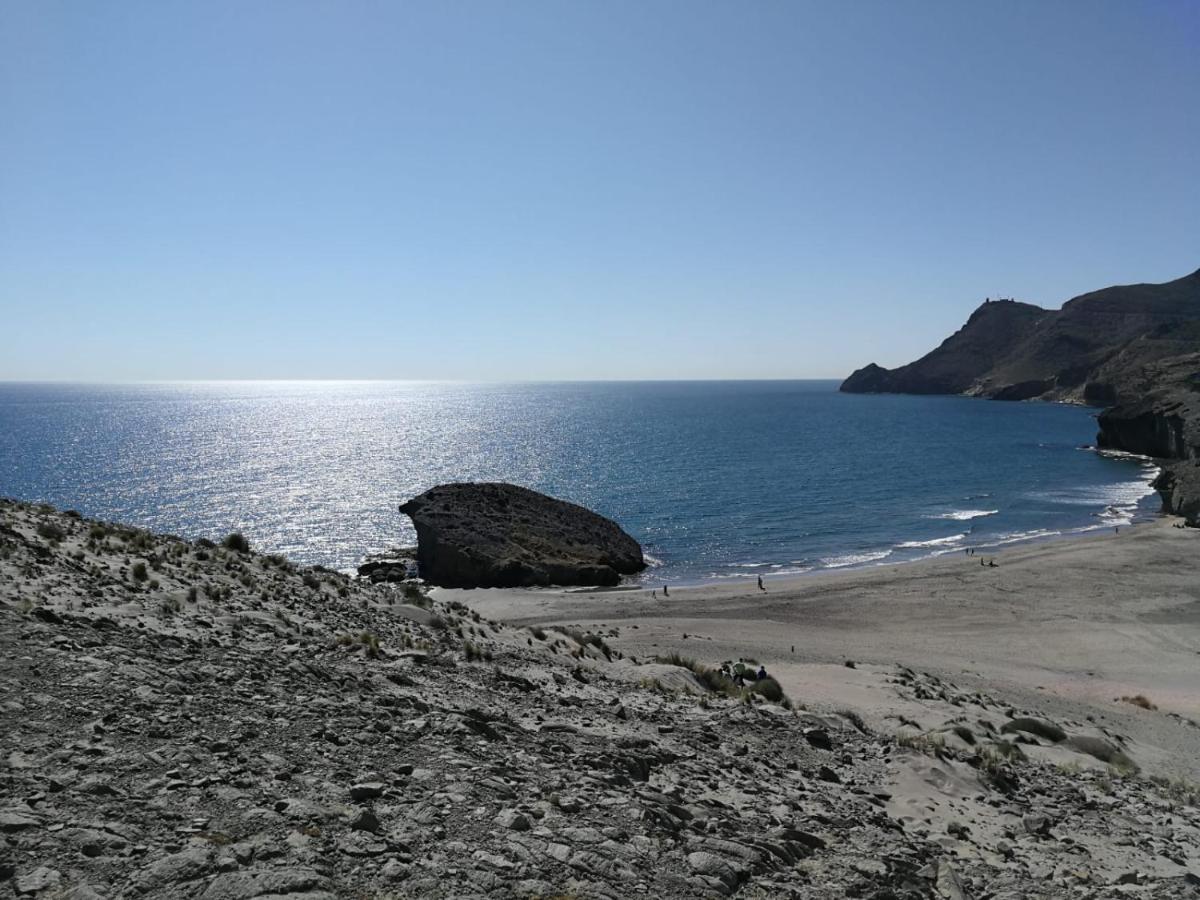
1090, 447, 1156, 463
821, 549, 893, 569
727, 561, 770, 569
930, 509, 998, 521
896, 533, 967, 549
992, 528, 1063, 545
643, 554, 665, 568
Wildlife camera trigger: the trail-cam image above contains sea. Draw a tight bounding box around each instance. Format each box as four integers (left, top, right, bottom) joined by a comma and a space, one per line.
0, 380, 1161, 585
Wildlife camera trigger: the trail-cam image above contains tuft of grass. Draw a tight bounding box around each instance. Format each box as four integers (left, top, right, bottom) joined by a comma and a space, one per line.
222, 532, 250, 553
131, 562, 149, 582
654, 653, 790, 706
528, 626, 547, 641
836, 709, 868, 733
897, 731, 946, 754
1119, 694, 1158, 711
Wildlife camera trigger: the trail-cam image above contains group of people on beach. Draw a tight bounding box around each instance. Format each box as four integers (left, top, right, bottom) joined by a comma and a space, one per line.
719, 658, 768, 686
963, 547, 998, 567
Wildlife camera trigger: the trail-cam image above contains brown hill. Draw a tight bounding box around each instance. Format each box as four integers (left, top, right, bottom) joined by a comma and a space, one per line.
841, 267, 1200, 405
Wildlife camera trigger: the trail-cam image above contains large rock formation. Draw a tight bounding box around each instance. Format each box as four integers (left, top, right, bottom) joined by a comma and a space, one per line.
399, 482, 646, 588
1098, 352, 1200, 524
842, 267, 1200, 524
841, 267, 1200, 405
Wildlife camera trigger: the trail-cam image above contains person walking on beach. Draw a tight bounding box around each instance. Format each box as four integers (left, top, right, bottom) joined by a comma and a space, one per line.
663, 584, 669, 598
757, 574, 765, 591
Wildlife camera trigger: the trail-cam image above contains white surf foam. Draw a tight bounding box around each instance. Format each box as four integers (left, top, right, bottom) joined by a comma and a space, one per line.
930, 509, 999, 521
897, 533, 967, 549
821, 549, 893, 569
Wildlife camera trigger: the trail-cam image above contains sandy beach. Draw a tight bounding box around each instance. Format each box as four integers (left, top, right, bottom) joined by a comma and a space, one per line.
444, 517, 1200, 778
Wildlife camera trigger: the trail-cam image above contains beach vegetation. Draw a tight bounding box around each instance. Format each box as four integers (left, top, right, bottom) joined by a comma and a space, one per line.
897, 731, 946, 754
836, 709, 868, 733
360, 631, 381, 658
131, 562, 149, 581
1118, 694, 1158, 711
36, 522, 66, 543
553, 628, 613, 659
654, 652, 791, 707
222, 532, 250, 553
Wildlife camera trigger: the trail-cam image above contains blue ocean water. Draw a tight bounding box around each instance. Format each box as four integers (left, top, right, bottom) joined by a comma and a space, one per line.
0, 381, 1159, 584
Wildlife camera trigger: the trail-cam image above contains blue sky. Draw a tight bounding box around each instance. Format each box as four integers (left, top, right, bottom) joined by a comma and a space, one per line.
2, 1, 1197, 380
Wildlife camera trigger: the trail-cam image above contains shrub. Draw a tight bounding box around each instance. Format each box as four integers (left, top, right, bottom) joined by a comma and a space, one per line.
222, 533, 250, 553
36, 522, 65, 542
528, 626, 547, 640
360, 632, 381, 659
131, 562, 149, 582
197, 538, 216, 549
748, 676, 784, 703
186, 586, 198, 602
88, 524, 109, 540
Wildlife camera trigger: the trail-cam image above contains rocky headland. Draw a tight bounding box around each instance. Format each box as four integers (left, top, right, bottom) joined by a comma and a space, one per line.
2, 500, 1199, 898
399, 483, 646, 589
841, 267, 1200, 523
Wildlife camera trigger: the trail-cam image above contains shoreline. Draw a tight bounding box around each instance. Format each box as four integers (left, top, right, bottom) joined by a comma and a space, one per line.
630, 471, 1164, 590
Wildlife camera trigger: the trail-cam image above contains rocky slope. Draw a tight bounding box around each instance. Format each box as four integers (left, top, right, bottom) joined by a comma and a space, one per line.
841, 267, 1200, 524
2, 500, 1199, 898
841, 268, 1200, 405
1098, 353, 1200, 524
399, 483, 645, 588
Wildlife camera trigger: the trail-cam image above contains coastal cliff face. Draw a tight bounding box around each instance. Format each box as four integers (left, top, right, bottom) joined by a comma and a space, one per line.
399, 482, 646, 588
842, 268, 1200, 524
1097, 353, 1200, 524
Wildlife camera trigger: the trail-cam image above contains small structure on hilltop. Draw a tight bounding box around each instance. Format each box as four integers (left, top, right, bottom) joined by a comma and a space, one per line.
399, 482, 646, 588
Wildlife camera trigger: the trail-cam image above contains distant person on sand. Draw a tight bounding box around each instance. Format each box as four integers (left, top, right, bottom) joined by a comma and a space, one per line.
757, 665, 767, 681
663, 584, 669, 598
757, 574, 765, 591
651, 590, 657, 599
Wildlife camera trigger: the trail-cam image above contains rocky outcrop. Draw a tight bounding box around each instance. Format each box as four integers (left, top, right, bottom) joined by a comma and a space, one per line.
399, 483, 645, 588
842, 299, 1050, 396
1097, 352, 1200, 524
841, 267, 1200, 405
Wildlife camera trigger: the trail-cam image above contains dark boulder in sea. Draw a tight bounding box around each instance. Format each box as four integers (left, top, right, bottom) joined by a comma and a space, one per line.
398, 483, 646, 588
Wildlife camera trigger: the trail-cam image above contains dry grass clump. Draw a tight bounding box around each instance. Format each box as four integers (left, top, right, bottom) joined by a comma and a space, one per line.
36, 522, 66, 543
1118, 694, 1158, 711
654, 653, 791, 707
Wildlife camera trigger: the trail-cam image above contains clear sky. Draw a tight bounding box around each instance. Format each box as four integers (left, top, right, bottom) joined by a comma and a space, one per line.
2, 1, 1197, 381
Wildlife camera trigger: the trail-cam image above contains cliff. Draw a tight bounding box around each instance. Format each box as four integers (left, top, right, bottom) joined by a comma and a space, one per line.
842, 267, 1200, 523
842, 268, 1200, 405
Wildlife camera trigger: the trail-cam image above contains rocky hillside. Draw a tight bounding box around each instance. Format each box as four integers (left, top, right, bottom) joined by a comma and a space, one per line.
841, 267, 1200, 523
841, 268, 1200, 404
2, 500, 1199, 898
